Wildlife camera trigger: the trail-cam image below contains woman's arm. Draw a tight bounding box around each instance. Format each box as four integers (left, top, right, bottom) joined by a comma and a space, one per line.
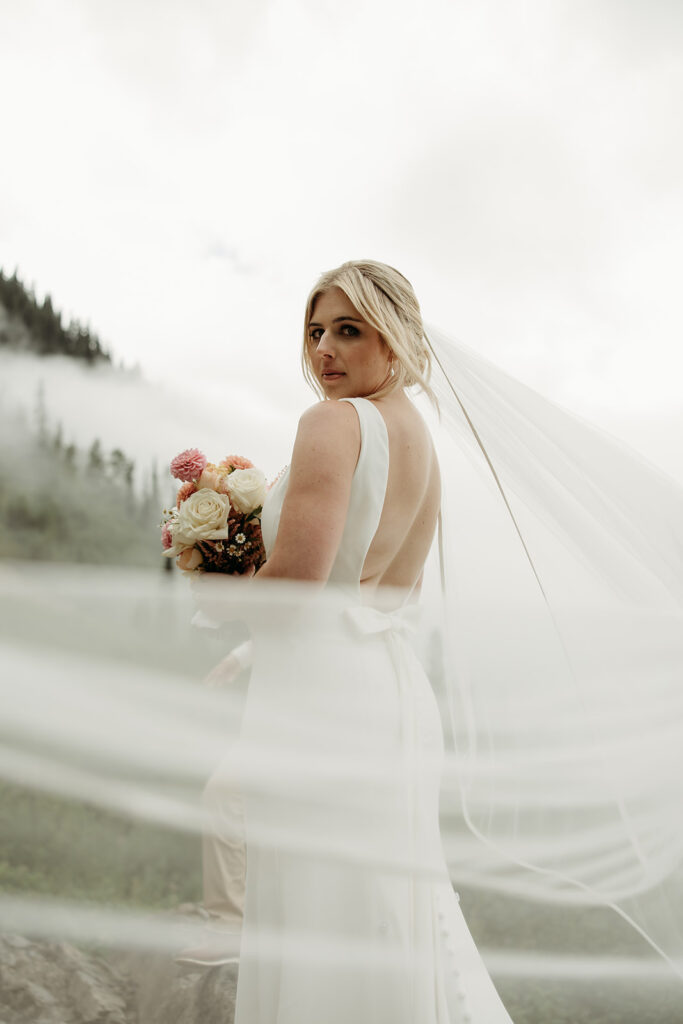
203, 639, 253, 688
256, 401, 360, 583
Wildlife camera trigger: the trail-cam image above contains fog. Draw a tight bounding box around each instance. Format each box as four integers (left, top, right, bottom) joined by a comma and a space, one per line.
0, 349, 297, 487
0, 0, 681, 490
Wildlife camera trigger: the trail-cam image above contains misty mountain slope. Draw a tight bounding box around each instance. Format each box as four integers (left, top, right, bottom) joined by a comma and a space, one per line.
0, 407, 162, 567
0, 268, 110, 363
0, 269, 167, 566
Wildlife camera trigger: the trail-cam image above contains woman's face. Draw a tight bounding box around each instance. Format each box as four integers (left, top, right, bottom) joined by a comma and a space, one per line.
307, 287, 393, 399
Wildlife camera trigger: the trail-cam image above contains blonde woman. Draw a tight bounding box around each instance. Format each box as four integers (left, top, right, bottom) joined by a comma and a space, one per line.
223, 260, 514, 1023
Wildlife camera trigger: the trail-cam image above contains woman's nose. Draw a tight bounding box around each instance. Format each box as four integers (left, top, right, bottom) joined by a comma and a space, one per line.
315, 330, 335, 355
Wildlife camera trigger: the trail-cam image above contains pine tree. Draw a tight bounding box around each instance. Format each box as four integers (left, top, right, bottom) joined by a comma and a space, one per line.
39, 294, 61, 355
34, 382, 48, 444
125, 459, 134, 489
149, 462, 160, 507
87, 439, 104, 475
109, 448, 124, 479
0, 267, 111, 364
63, 443, 77, 472
52, 421, 63, 453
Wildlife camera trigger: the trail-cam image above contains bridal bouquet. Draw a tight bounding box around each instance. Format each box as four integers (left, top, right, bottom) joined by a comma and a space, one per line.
161, 448, 267, 574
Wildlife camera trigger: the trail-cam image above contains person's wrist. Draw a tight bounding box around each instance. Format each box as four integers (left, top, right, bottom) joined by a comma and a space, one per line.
230, 640, 253, 670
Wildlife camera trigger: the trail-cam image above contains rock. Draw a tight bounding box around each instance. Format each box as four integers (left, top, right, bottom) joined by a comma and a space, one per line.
110, 948, 238, 1024
70, 966, 129, 1021
0, 906, 240, 1024
2, 936, 31, 949
0, 934, 131, 1023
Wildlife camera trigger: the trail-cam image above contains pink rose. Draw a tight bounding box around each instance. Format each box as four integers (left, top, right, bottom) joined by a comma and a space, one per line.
161, 522, 173, 550
198, 465, 223, 491
170, 448, 208, 482
176, 481, 198, 507
220, 454, 254, 472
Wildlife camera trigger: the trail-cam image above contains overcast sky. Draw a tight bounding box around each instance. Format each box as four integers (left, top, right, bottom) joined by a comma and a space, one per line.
1, 0, 682, 480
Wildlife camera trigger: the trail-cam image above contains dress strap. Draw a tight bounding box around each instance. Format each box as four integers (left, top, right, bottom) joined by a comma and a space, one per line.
326, 397, 389, 588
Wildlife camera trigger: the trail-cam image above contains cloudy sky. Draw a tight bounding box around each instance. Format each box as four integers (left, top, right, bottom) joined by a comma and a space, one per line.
1, 0, 682, 479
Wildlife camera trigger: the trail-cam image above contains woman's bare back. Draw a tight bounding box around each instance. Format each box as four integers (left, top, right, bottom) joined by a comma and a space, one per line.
360, 394, 441, 596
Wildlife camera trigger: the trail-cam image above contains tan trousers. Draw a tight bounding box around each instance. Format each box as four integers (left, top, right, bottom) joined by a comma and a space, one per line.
201, 758, 246, 929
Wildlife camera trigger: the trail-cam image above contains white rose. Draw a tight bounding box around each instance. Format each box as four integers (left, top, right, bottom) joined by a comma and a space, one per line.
168, 488, 230, 553
225, 468, 267, 515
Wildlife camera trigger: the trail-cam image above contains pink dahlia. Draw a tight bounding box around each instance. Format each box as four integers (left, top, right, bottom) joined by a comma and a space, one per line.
170, 448, 207, 482
176, 480, 198, 507
161, 522, 173, 550
220, 454, 254, 472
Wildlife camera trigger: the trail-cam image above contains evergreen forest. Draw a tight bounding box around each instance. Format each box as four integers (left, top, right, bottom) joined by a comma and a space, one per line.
0, 268, 111, 363
0, 269, 164, 567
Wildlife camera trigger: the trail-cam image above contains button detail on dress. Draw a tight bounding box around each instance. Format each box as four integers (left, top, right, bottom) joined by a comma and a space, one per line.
435, 886, 472, 1024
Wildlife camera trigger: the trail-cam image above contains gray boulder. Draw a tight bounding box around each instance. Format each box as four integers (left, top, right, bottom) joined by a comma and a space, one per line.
0, 931, 238, 1024
0, 933, 131, 1023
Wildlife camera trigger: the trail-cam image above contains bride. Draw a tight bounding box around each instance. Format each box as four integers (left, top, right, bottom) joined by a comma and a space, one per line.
1, 257, 680, 1019
188, 257, 683, 1023
222, 259, 515, 1023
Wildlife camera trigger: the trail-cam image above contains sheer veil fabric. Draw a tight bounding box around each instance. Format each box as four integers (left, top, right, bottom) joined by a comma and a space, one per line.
232, 395, 514, 1023
0, 321, 682, 1021
420, 324, 683, 979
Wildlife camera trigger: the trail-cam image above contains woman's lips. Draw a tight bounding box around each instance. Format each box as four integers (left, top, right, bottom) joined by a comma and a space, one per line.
322, 372, 344, 380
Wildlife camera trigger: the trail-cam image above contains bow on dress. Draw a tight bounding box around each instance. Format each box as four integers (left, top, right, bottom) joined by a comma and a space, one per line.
344, 602, 423, 638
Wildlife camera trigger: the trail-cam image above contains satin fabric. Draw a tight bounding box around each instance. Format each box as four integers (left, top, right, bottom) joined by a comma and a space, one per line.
233, 395, 513, 1023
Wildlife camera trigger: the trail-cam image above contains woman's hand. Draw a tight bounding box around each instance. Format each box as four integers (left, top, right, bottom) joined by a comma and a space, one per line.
203, 652, 242, 688
203, 639, 253, 688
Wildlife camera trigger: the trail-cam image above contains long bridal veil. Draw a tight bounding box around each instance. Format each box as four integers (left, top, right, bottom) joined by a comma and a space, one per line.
1, 322, 682, 1020
420, 323, 683, 979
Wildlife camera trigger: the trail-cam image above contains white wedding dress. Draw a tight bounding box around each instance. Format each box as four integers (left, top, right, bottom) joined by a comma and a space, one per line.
232, 396, 514, 1024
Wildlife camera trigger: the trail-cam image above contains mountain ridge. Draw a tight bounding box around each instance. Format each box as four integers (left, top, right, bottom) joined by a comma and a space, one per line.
0, 268, 111, 365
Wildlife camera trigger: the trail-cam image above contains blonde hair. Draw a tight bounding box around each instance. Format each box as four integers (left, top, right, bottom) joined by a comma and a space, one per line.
301, 259, 438, 408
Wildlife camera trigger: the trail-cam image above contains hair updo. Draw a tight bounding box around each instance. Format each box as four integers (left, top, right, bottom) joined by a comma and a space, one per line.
301, 259, 437, 407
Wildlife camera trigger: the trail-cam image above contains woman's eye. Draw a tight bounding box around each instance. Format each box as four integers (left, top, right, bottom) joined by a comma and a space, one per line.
308, 324, 359, 342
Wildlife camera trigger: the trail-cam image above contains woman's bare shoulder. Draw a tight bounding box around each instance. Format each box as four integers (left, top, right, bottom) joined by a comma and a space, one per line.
289, 400, 360, 478
259, 401, 360, 582
295, 399, 361, 450
298, 398, 359, 427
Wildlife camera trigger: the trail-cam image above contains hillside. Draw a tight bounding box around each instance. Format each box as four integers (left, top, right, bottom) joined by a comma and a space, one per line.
0, 269, 164, 567
0, 268, 110, 363
0, 403, 163, 567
